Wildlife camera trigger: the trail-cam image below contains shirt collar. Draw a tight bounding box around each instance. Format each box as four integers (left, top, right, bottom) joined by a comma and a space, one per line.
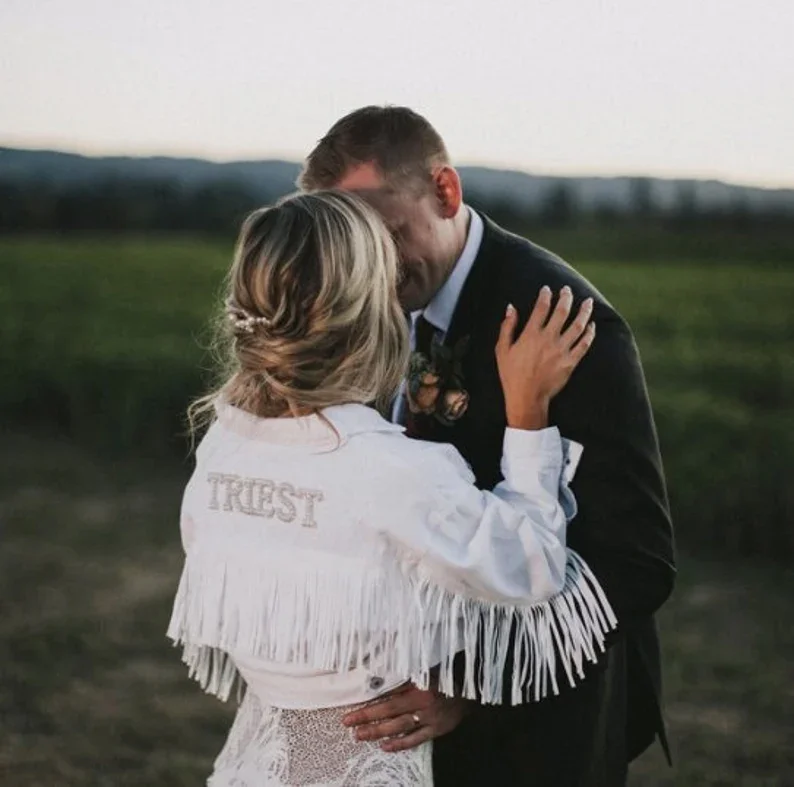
422, 206, 484, 334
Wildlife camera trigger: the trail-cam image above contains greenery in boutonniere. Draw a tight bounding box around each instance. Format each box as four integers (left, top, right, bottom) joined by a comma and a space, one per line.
406, 336, 470, 426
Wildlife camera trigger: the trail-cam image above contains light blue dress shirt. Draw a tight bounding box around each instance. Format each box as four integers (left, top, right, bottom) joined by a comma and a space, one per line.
417, 206, 485, 340
394, 207, 485, 423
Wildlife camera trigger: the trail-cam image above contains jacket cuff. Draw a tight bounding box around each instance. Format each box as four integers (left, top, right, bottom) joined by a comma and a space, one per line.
503, 426, 565, 475
504, 426, 562, 456
502, 428, 584, 521
502, 428, 584, 476
561, 438, 584, 485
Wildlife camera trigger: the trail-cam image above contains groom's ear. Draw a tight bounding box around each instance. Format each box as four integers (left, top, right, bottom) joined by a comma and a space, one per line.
432, 166, 463, 219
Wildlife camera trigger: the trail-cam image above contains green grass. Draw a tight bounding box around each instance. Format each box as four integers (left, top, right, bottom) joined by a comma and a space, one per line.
1, 226, 792, 783
1, 435, 791, 786
1, 227, 792, 557
0, 236, 229, 450
574, 258, 794, 558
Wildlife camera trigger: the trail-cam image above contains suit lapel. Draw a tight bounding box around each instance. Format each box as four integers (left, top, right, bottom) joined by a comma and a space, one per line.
443, 212, 501, 348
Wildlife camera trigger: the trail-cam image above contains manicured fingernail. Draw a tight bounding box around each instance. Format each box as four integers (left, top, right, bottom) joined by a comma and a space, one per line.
562, 286, 572, 296
540, 285, 551, 296
584, 297, 594, 309
506, 303, 516, 317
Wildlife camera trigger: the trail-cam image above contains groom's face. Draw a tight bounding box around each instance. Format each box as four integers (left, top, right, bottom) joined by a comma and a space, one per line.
337, 163, 461, 312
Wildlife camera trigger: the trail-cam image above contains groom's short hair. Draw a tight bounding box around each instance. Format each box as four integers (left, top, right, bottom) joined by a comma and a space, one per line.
299, 106, 449, 192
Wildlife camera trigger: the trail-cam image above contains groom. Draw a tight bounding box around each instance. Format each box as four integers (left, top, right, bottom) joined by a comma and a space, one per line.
299, 106, 676, 786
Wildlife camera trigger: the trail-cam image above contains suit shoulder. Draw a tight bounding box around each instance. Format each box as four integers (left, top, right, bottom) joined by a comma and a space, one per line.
484, 220, 618, 314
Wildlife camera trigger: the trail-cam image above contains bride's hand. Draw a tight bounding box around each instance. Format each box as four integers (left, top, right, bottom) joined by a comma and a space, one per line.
495, 285, 596, 430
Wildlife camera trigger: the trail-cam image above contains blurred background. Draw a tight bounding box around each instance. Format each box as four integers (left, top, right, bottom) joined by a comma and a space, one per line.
1, 1, 792, 785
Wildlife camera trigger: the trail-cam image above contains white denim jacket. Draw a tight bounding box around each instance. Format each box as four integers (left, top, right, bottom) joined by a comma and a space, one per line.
167, 401, 616, 710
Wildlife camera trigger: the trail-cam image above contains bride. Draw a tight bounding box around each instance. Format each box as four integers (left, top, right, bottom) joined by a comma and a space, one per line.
167, 190, 615, 786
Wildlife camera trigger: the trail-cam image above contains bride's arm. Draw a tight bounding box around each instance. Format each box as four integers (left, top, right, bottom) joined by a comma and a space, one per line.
378, 286, 598, 605
367, 289, 615, 704
390, 425, 582, 605
370, 425, 614, 706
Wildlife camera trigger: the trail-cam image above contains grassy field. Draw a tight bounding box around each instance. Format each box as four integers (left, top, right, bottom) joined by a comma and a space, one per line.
1, 227, 792, 556
1, 226, 792, 784
1, 434, 792, 786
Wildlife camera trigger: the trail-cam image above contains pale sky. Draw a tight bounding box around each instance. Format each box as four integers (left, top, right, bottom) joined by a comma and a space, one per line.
1, 0, 792, 188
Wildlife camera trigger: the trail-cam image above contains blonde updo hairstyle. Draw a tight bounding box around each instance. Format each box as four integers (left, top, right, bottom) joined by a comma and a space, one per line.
189, 190, 409, 432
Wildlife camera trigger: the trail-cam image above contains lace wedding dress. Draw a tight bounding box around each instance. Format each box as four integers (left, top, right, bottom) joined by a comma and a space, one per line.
208, 690, 433, 786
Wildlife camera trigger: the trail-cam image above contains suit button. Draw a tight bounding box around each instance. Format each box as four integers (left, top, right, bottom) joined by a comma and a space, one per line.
368, 675, 385, 691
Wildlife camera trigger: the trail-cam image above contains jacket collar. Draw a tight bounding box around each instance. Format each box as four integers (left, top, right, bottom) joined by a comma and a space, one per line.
215, 400, 403, 452
323, 403, 404, 441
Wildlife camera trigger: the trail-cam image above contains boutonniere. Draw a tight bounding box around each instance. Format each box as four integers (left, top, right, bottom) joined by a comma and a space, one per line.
406, 336, 471, 426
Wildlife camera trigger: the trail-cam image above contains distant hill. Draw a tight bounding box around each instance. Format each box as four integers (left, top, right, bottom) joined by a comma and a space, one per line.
0, 148, 301, 204
2, 146, 793, 215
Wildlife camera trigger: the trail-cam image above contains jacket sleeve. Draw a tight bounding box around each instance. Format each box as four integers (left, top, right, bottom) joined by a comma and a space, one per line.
552, 309, 676, 622
379, 428, 581, 604
369, 428, 617, 704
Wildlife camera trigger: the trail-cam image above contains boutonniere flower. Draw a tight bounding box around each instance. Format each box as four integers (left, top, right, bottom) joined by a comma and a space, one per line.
406, 336, 470, 426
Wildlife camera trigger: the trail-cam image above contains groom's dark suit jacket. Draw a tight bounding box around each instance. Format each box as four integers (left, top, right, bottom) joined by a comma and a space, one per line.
414, 215, 676, 787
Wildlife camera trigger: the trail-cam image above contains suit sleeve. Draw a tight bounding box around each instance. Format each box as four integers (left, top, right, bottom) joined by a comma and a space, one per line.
551, 307, 676, 622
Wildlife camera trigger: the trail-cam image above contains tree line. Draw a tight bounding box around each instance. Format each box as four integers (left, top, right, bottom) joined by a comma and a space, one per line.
1, 175, 790, 235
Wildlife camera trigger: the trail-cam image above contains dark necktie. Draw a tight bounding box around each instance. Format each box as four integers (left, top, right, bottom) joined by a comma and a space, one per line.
401, 313, 439, 437
414, 313, 437, 359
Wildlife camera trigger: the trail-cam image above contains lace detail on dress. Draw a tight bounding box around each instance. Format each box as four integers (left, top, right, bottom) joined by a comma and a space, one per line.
208, 691, 433, 786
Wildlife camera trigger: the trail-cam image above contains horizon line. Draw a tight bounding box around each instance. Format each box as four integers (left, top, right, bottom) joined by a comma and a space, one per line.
2, 138, 793, 194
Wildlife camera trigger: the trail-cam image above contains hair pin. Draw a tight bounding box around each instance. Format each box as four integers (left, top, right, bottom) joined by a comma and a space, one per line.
227, 310, 271, 334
